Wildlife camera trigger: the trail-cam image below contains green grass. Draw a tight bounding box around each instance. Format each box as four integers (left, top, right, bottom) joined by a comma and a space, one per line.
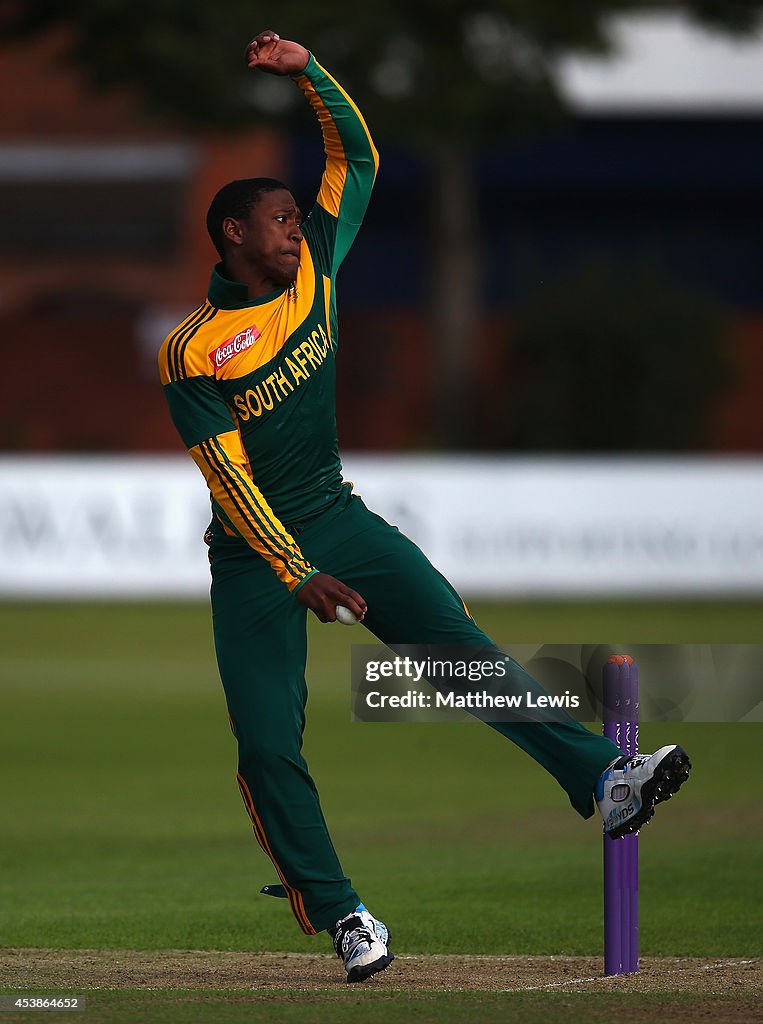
0, 989, 760, 1024
1, 600, 762, 959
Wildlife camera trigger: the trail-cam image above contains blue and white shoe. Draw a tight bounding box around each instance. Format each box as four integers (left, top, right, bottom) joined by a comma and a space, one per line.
596, 745, 691, 839
329, 904, 393, 983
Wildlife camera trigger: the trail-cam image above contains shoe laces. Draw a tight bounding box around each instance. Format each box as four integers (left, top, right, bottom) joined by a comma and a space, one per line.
331, 914, 374, 960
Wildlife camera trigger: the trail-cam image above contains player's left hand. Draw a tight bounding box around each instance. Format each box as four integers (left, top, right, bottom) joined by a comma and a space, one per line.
245, 32, 309, 76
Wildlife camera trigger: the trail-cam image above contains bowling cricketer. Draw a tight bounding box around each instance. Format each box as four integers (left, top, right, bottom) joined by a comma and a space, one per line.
158, 31, 690, 982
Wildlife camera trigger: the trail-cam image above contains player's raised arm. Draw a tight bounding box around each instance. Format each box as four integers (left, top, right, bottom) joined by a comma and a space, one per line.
246, 31, 379, 274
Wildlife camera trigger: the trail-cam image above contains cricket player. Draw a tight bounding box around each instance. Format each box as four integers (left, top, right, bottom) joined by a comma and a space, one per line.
159, 31, 691, 982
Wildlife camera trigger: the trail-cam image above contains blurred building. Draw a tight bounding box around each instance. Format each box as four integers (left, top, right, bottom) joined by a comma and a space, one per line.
1, 19, 761, 453
0, 29, 284, 452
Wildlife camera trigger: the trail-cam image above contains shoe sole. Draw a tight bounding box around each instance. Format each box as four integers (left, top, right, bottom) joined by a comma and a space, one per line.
347, 952, 395, 983
607, 746, 691, 840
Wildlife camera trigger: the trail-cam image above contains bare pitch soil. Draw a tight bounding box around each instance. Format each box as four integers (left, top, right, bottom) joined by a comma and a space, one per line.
0, 948, 760, 999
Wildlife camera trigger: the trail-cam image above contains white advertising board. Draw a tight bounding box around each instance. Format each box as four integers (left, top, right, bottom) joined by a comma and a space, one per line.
0, 456, 761, 598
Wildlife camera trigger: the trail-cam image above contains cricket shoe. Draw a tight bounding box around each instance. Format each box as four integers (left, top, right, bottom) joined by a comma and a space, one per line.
596, 745, 691, 839
329, 904, 394, 983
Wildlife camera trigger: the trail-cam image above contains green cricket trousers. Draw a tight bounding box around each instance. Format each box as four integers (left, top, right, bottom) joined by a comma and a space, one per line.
209, 485, 621, 935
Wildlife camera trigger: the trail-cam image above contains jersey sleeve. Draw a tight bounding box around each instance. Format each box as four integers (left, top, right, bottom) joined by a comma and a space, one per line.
294, 54, 379, 276
159, 326, 317, 593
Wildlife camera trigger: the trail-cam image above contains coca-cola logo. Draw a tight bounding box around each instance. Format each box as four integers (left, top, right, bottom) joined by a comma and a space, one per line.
212, 325, 261, 369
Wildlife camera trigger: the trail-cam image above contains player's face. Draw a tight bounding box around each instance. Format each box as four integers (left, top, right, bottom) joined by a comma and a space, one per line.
240, 189, 303, 288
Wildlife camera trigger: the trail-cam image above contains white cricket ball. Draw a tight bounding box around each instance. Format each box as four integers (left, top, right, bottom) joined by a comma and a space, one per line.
335, 605, 359, 626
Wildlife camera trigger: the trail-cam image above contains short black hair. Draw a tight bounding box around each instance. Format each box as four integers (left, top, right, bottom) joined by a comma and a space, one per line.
206, 177, 291, 259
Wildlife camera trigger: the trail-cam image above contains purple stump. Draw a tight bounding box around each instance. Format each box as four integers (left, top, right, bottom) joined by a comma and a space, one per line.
603, 655, 639, 975
625, 662, 639, 974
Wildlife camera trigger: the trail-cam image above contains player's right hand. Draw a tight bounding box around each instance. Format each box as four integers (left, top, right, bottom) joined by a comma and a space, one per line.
295, 573, 367, 623
246, 32, 309, 76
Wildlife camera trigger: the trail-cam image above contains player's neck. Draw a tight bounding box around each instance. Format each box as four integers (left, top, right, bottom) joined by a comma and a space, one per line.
222, 257, 285, 300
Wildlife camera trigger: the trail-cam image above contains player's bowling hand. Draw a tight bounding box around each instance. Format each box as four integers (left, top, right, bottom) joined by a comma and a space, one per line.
295, 572, 367, 624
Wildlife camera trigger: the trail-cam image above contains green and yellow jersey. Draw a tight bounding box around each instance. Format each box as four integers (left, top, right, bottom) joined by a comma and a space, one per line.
158, 55, 378, 593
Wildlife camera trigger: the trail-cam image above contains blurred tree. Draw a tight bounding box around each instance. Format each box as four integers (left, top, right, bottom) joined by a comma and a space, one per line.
504, 262, 731, 450
4, 1, 762, 445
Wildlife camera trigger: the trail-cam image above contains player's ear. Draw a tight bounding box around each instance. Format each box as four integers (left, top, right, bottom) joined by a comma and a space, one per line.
222, 216, 245, 248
